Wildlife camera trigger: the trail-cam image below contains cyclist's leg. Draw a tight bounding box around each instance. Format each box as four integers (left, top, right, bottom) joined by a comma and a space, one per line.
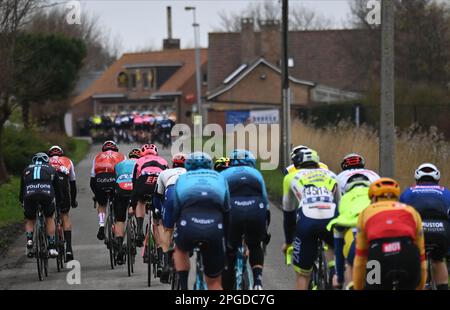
320, 226, 336, 287
23, 198, 38, 256
42, 198, 58, 257
160, 186, 176, 282
427, 224, 450, 289
173, 215, 193, 290
202, 211, 225, 290
114, 189, 128, 263
244, 203, 267, 289
293, 214, 317, 290
59, 174, 73, 257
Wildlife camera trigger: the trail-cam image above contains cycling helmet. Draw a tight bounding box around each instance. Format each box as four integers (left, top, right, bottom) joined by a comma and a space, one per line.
185, 152, 213, 171
341, 153, 365, 171
368, 178, 400, 200
32, 152, 49, 164
228, 150, 256, 168
141, 144, 158, 156
48, 145, 63, 157
290, 145, 309, 158
344, 174, 371, 193
128, 148, 141, 159
172, 153, 186, 168
214, 157, 230, 172
291, 148, 320, 169
415, 163, 440, 182
102, 140, 118, 152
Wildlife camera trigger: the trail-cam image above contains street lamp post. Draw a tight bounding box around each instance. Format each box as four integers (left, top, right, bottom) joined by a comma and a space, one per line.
185, 6, 203, 127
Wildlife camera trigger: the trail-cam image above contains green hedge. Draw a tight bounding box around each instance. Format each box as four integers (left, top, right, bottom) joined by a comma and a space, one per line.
2, 126, 88, 175
0, 177, 21, 228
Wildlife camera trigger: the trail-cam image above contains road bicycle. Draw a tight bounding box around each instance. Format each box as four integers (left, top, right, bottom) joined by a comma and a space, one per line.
125, 210, 137, 277
34, 204, 49, 281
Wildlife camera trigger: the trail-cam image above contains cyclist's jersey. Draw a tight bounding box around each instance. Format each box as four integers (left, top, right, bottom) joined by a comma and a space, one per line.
353, 200, 426, 290
283, 162, 329, 175
115, 158, 138, 191
158, 119, 174, 131
400, 184, 450, 221
156, 167, 186, 196
220, 166, 269, 210
20, 163, 59, 201
91, 151, 126, 177
283, 168, 340, 220
92, 116, 102, 126
173, 169, 230, 218
327, 186, 371, 230
134, 155, 168, 179
48, 156, 76, 181
337, 169, 380, 194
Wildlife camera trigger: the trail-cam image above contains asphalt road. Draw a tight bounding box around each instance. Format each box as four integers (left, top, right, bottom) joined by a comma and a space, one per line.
0, 143, 296, 290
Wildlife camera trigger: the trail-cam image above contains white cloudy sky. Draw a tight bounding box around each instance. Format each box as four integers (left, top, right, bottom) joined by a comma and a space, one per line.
66, 0, 352, 53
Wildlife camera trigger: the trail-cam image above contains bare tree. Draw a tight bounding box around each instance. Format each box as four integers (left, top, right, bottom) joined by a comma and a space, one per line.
213, 0, 334, 32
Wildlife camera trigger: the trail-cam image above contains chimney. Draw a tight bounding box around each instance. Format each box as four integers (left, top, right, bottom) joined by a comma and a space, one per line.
163, 6, 180, 50
240, 18, 256, 64
259, 19, 281, 66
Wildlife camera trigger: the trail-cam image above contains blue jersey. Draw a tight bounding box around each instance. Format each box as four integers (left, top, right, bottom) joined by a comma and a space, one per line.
115, 159, 137, 190
400, 184, 450, 221
173, 169, 230, 220
221, 166, 270, 210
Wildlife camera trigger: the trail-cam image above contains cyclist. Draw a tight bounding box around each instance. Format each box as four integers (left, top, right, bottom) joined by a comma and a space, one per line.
399, 163, 450, 290
47, 146, 78, 261
327, 174, 372, 289
172, 152, 230, 290
154, 152, 187, 283
337, 153, 380, 195
214, 157, 230, 172
131, 144, 168, 258
20, 153, 61, 258
283, 145, 328, 175
221, 150, 270, 290
353, 178, 427, 290
282, 148, 340, 290
113, 148, 141, 265
90, 141, 125, 240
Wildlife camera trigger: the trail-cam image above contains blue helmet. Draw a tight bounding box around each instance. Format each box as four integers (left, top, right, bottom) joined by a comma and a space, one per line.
32, 152, 49, 165
228, 149, 256, 168
185, 152, 213, 171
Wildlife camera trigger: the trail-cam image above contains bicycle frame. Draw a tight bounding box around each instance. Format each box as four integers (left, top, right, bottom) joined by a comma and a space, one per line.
193, 246, 207, 290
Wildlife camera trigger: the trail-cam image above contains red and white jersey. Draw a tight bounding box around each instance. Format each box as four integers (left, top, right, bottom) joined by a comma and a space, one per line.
337, 169, 380, 194
91, 151, 125, 177
156, 167, 186, 195
49, 156, 76, 181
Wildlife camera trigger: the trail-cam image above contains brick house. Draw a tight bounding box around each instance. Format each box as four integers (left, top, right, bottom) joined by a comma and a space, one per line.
206, 18, 365, 127
70, 47, 208, 135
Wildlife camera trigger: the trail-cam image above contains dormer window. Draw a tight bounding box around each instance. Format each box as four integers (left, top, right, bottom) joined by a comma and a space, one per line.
130, 73, 137, 89
117, 72, 128, 87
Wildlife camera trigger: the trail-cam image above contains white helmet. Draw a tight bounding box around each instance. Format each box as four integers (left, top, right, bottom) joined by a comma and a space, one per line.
290, 145, 309, 158
414, 163, 440, 182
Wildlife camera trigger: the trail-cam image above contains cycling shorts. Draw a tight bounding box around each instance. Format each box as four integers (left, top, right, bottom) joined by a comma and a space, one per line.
161, 185, 176, 229
93, 172, 116, 205
114, 186, 132, 222
56, 172, 71, 214
23, 194, 55, 220
133, 174, 158, 203
174, 208, 225, 278
422, 219, 450, 261
365, 237, 421, 290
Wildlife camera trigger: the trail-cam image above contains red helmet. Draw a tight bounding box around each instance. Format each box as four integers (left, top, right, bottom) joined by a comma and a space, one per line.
341, 153, 365, 171
172, 153, 186, 168
48, 145, 63, 157
128, 148, 141, 159
102, 140, 118, 152
141, 144, 158, 156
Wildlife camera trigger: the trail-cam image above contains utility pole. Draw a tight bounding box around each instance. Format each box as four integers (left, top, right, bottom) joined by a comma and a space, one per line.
380, 0, 395, 177
185, 6, 203, 145
281, 0, 291, 169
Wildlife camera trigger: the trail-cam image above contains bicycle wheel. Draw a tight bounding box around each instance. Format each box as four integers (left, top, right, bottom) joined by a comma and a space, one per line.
106, 198, 115, 270
243, 259, 254, 290
35, 222, 44, 281
126, 220, 132, 277
146, 224, 152, 287
56, 219, 65, 271
41, 225, 49, 277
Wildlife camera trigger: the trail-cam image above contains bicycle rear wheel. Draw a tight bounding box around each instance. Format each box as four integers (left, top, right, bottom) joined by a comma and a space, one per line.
35, 224, 44, 281
146, 224, 152, 287
106, 198, 115, 270
126, 221, 132, 277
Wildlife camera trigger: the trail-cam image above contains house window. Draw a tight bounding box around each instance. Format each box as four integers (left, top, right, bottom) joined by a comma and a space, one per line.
143, 72, 149, 89
130, 73, 137, 89
202, 72, 208, 85
118, 72, 128, 87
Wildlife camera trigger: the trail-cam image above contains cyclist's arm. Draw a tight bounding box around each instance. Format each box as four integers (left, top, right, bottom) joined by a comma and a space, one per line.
70, 180, 77, 204
282, 175, 297, 245
172, 182, 181, 222
257, 171, 270, 210
68, 160, 76, 181
353, 211, 368, 290
413, 210, 427, 290
333, 227, 346, 284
